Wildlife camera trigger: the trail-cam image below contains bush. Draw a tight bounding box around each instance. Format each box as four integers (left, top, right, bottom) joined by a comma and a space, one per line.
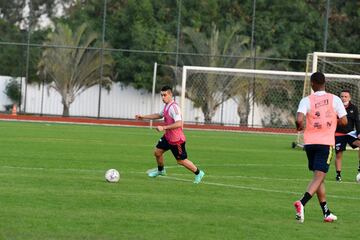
4, 78, 20, 104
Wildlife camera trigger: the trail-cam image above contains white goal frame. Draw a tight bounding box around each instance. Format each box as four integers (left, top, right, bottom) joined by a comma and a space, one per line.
180, 66, 307, 125
312, 52, 360, 73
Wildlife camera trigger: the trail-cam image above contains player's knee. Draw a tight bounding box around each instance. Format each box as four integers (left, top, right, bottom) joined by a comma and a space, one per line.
354, 141, 360, 147
176, 159, 184, 165
154, 150, 162, 158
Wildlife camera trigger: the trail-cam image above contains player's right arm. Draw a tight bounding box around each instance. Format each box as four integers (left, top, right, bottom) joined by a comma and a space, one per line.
352, 105, 360, 136
296, 112, 305, 131
296, 97, 308, 131
135, 113, 162, 120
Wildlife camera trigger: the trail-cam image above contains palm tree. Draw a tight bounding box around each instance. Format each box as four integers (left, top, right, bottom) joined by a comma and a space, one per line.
38, 23, 114, 116
181, 24, 253, 123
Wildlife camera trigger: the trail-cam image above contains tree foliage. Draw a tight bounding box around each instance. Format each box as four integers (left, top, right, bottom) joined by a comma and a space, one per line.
4, 78, 21, 104
105, 0, 175, 91
326, 0, 360, 54
0, 0, 74, 27
0, 19, 25, 77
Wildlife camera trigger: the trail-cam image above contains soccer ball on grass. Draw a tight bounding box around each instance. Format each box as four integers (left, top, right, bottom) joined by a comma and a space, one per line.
105, 169, 120, 183
356, 172, 360, 184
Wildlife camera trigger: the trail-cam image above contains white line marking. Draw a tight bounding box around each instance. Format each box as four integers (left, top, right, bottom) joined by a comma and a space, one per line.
0, 165, 103, 173
161, 176, 360, 200
168, 173, 360, 185
1, 165, 359, 200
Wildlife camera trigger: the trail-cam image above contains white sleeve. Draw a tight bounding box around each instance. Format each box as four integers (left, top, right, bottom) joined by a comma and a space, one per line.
159, 107, 164, 117
347, 130, 357, 138
169, 104, 182, 121
333, 96, 347, 118
297, 97, 310, 114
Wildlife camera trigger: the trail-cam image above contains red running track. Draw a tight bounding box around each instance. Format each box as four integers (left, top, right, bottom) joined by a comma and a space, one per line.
0, 113, 296, 134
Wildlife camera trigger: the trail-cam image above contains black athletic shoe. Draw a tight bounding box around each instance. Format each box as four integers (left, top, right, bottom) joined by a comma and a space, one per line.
335, 175, 342, 182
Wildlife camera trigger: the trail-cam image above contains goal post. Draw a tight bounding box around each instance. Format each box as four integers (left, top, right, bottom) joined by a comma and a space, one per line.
294, 52, 360, 148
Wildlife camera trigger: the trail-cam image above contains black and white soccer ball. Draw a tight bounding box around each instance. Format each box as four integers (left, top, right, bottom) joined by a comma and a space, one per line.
105, 169, 120, 183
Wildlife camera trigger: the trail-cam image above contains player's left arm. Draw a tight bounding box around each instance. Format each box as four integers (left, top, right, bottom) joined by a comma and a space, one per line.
334, 96, 348, 127
156, 104, 183, 132
157, 120, 183, 132
353, 105, 360, 137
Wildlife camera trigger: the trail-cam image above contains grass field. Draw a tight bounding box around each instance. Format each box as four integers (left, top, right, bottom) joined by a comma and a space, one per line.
0, 121, 359, 240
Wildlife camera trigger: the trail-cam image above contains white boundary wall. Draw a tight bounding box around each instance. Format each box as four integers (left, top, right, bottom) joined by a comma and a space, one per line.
0, 75, 297, 126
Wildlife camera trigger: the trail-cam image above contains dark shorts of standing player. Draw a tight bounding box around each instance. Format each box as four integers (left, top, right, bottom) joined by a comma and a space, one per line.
156, 136, 188, 160
304, 144, 334, 173
335, 135, 358, 153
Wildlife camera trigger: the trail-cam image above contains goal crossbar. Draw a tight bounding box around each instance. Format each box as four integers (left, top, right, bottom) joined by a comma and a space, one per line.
313, 52, 360, 59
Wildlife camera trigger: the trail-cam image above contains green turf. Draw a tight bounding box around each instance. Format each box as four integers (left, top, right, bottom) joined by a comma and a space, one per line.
0, 121, 359, 239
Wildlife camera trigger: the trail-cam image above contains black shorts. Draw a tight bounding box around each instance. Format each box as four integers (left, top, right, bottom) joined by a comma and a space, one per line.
304, 144, 333, 173
335, 135, 358, 153
156, 136, 188, 160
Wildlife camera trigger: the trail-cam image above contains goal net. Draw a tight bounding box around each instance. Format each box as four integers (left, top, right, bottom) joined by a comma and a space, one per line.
179, 66, 306, 132
294, 52, 360, 147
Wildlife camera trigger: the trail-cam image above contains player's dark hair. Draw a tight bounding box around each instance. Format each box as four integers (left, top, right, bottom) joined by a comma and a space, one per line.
161, 85, 173, 93
341, 89, 351, 94
310, 72, 325, 85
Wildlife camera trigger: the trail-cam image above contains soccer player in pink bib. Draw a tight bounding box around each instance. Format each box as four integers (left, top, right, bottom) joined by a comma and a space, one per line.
294, 72, 347, 223
135, 86, 205, 184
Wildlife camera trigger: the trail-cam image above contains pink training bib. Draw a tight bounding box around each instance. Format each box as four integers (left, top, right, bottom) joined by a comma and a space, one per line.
163, 101, 186, 145
304, 93, 337, 145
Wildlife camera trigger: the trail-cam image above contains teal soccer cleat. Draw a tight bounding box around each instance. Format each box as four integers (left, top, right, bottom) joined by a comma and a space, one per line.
148, 169, 166, 177
194, 170, 205, 184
